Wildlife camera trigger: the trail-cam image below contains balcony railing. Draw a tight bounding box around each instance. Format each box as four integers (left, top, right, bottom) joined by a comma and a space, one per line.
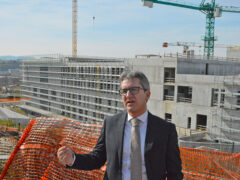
196, 125, 207, 131
164, 95, 174, 101
176, 126, 207, 136
164, 77, 175, 83
177, 97, 192, 103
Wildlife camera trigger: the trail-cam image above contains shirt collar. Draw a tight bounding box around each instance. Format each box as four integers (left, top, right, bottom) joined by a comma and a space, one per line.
127, 110, 148, 123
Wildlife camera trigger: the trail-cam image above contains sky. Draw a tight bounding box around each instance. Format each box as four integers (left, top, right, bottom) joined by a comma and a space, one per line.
0, 0, 239, 58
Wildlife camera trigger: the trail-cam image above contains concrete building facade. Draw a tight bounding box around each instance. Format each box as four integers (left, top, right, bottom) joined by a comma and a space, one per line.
227, 46, 240, 60
20, 54, 240, 144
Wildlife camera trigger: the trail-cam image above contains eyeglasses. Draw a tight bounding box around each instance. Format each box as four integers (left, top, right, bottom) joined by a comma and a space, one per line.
119, 87, 145, 96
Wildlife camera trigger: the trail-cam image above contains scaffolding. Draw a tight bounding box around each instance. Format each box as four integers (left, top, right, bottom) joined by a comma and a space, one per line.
212, 75, 240, 144
21, 56, 126, 123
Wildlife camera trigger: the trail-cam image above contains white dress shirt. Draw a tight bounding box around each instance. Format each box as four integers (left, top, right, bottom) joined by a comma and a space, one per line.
122, 110, 148, 180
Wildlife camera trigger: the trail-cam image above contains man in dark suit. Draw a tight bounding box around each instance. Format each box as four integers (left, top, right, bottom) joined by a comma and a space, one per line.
57, 71, 183, 180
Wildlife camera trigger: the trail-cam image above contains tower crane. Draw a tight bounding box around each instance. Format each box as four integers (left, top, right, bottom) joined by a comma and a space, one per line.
72, 0, 77, 58
163, 42, 201, 54
162, 41, 229, 55
142, 0, 240, 59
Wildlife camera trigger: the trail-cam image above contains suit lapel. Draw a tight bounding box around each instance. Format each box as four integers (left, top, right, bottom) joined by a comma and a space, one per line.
144, 112, 154, 155
117, 111, 127, 170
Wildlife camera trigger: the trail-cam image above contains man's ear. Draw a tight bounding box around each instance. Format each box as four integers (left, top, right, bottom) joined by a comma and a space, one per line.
145, 90, 151, 102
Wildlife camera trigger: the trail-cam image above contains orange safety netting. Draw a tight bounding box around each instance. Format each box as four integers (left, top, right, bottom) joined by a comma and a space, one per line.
0, 98, 31, 102
0, 127, 24, 133
181, 147, 240, 180
1, 117, 239, 180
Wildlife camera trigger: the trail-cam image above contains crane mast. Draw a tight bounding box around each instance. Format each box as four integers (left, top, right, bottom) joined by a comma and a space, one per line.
143, 0, 240, 59
202, 0, 216, 58
72, 0, 77, 58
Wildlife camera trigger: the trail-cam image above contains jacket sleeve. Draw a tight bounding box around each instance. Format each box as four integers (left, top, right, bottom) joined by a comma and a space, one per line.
69, 120, 107, 170
166, 124, 184, 180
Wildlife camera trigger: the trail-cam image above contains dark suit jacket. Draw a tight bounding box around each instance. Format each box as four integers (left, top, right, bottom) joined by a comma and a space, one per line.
70, 111, 183, 180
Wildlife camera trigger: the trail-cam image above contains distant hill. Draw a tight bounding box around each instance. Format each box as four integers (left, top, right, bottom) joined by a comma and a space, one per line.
0, 60, 22, 73
0, 56, 35, 61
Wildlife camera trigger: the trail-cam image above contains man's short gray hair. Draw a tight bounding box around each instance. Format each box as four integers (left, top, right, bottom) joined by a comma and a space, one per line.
120, 71, 150, 90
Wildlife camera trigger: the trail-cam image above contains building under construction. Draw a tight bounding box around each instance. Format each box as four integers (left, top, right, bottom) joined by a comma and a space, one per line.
20, 54, 240, 146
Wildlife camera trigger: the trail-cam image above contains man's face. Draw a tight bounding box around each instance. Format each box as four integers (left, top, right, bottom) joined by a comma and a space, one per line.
121, 78, 151, 117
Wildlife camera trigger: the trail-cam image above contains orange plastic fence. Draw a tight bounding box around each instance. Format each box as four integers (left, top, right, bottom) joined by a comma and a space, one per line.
180, 147, 240, 180
0, 98, 31, 102
1, 117, 239, 180
0, 126, 24, 133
